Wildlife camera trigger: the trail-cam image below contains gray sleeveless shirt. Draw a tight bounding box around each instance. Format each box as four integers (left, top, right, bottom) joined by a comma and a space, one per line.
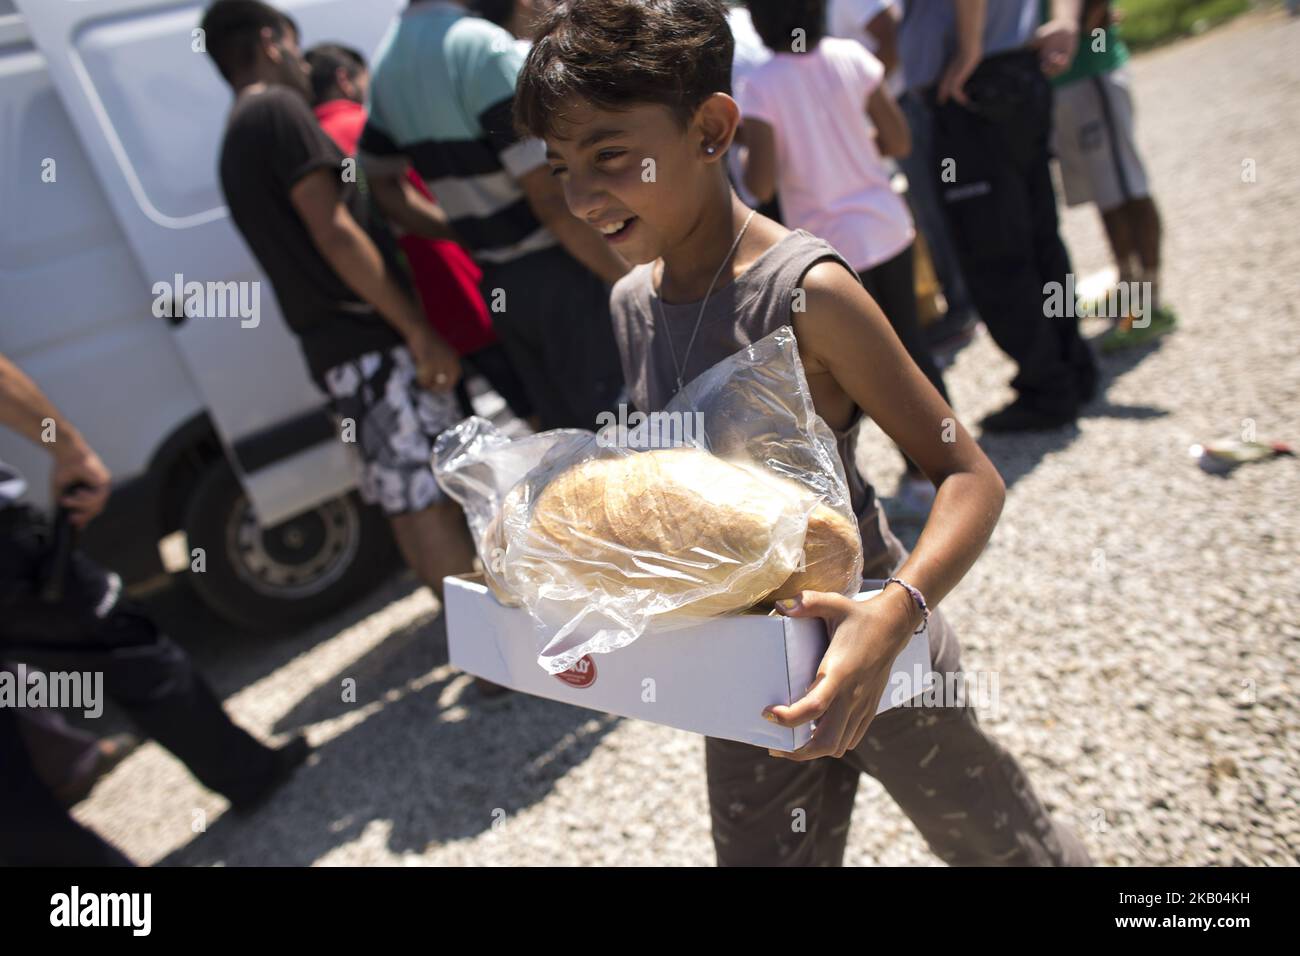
609, 228, 901, 574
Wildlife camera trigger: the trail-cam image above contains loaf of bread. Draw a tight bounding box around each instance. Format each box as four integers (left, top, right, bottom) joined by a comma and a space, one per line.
766, 502, 862, 602
728, 462, 863, 603
485, 447, 862, 618
502, 448, 804, 618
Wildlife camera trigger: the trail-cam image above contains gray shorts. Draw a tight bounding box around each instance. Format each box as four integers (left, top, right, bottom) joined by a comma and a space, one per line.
1052, 66, 1151, 212
322, 345, 462, 516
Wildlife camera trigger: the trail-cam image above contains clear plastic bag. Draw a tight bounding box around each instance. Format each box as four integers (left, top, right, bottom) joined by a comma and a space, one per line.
433, 326, 863, 673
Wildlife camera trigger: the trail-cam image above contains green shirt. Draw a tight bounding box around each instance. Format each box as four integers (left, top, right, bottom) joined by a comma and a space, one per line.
1040, 1, 1131, 87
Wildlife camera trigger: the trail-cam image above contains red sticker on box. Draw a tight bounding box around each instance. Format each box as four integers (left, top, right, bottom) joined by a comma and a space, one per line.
555, 655, 597, 688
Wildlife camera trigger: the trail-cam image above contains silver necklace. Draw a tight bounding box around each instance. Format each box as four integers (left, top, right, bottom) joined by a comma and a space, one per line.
653, 207, 757, 394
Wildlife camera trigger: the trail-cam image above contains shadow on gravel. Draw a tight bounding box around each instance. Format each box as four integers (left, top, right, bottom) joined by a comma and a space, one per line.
155, 610, 617, 865
876, 336, 1175, 552
138, 572, 417, 693
95, 342, 1180, 862
979, 334, 1172, 489
51, 572, 425, 742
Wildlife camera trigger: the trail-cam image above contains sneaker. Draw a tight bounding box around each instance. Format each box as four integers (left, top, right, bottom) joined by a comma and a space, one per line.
889, 476, 937, 523
1100, 305, 1177, 354
227, 733, 312, 814
980, 397, 1078, 433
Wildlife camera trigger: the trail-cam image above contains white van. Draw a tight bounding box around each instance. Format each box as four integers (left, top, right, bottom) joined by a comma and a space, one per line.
0, 0, 440, 630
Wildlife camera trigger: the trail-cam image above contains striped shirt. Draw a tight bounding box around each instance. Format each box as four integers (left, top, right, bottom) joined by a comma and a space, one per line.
361, 1, 555, 265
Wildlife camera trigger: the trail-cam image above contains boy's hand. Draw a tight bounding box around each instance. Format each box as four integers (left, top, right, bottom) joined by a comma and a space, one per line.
1034, 19, 1080, 78
762, 587, 918, 761
50, 440, 111, 529
407, 326, 461, 392
936, 44, 981, 106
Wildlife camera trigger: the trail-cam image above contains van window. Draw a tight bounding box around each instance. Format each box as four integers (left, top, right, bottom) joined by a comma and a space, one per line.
72, 7, 229, 224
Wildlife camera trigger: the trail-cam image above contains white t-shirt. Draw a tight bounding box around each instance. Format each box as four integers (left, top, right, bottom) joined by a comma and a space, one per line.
827, 0, 895, 53
736, 38, 913, 272
728, 7, 771, 87
727, 7, 772, 208
827, 0, 905, 96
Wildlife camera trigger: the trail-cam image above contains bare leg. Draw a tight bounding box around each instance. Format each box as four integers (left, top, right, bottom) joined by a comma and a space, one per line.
389, 499, 477, 602
1128, 196, 1163, 309
393, 501, 512, 697
1103, 197, 1163, 312
1099, 204, 1140, 283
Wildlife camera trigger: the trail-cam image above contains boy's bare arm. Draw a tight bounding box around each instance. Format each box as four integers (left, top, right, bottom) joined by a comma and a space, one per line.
1037, 0, 1083, 76
290, 168, 460, 391
1083, 0, 1112, 33
367, 166, 459, 243
793, 261, 1006, 613
517, 164, 631, 286
938, 0, 985, 104
0, 352, 111, 526
0, 352, 69, 449
866, 86, 911, 158
736, 119, 778, 203
865, 11, 899, 77
763, 261, 1005, 759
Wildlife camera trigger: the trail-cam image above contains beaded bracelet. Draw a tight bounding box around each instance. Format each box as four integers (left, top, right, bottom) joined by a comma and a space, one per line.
884, 576, 930, 634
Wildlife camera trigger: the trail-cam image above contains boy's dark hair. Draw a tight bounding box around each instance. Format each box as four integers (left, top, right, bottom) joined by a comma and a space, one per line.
200, 0, 298, 84
515, 0, 734, 139
468, 0, 517, 28
746, 0, 825, 53
305, 43, 367, 105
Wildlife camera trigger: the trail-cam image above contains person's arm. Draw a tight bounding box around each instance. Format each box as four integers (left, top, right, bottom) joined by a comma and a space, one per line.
764, 262, 1006, 760
357, 99, 458, 243
1084, 0, 1112, 33
936, 0, 986, 104
736, 118, 778, 205
290, 169, 460, 391
366, 165, 459, 243
865, 9, 899, 76
0, 353, 111, 526
517, 163, 630, 286
733, 70, 778, 205
1035, 0, 1083, 77
866, 84, 911, 158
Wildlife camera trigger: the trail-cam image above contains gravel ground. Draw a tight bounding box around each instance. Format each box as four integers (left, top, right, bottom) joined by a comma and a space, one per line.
74, 11, 1299, 866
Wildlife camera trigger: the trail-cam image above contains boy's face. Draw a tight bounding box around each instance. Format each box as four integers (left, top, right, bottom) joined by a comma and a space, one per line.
265, 26, 312, 99
543, 98, 730, 266
339, 66, 370, 104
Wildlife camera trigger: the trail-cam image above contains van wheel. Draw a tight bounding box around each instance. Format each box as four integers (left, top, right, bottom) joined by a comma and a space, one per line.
182, 461, 396, 632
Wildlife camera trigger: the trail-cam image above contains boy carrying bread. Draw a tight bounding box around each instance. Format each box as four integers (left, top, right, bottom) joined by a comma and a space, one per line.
516, 0, 1092, 866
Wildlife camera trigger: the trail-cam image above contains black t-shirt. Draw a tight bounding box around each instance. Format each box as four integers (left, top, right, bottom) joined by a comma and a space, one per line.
219, 85, 404, 384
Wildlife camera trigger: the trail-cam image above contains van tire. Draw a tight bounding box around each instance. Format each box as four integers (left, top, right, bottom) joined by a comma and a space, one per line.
181, 461, 396, 632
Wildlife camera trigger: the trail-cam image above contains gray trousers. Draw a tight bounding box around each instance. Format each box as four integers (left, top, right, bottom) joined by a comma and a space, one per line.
705, 512, 1093, 866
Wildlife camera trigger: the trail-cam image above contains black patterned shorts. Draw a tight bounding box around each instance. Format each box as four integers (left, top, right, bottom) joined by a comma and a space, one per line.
322, 346, 462, 516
